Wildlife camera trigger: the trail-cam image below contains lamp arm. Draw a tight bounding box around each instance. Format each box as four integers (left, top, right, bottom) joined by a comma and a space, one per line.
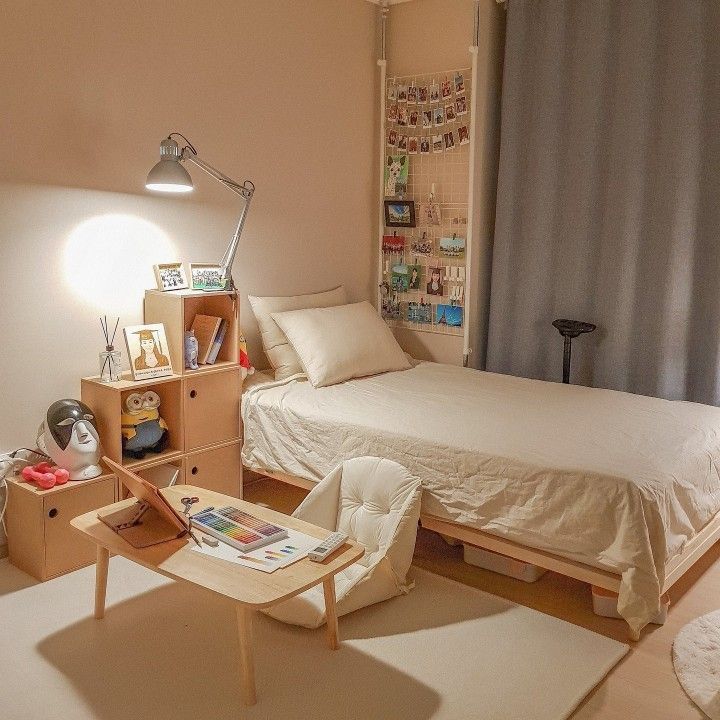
180, 147, 255, 290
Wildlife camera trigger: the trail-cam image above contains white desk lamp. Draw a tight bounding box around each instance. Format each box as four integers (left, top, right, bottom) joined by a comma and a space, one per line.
146, 132, 255, 291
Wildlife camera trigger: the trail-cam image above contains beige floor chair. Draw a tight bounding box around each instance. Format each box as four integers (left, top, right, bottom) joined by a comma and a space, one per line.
263, 456, 423, 628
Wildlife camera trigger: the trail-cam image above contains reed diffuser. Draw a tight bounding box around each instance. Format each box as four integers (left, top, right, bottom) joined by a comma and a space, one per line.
99, 315, 121, 382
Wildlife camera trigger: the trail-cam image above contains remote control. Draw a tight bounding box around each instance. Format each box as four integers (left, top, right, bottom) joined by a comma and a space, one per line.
308, 531, 349, 562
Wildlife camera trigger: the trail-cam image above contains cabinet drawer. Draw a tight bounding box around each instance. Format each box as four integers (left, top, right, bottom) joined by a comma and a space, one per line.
185, 443, 242, 498
43, 477, 116, 579
184, 369, 241, 450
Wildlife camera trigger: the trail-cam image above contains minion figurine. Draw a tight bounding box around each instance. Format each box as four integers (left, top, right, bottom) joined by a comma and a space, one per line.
121, 390, 169, 459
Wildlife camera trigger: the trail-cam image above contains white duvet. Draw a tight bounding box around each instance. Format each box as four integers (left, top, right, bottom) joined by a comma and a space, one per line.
241, 360, 720, 636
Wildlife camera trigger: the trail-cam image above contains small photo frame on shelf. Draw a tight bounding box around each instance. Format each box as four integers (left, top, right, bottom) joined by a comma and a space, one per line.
419, 202, 442, 226
420, 137, 431, 155
439, 235, 466, 258
382, 234, 406, 254
407, 85, 418, 104
433, 107, 445, 127
397, 84, 408, 103
458, 125, 470, 145
445, 103, 457, 123
436, 304, 463, 327
426, 267, 444, 296
153, 262, 188, 292
408, 137, 418, 155
456, 95, 468, 116
432, 135, 444, 153
441, 79, 453, 99
189, 263, 226, 291
123, 323, 173, 381
422, 110, 433, 129
454, 72, 465, 94
385, 155, 408, 197
418, 86, 428, 103
384, 200, 416, 228
429, 83, 440, 103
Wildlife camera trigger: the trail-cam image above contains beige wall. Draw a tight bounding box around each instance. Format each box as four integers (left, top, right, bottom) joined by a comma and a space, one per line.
0, 0, 378, 456
385, 0, 504, 366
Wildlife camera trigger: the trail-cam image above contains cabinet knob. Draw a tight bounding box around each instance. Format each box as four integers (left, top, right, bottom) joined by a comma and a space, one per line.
48, 508, 58, 518
191, 466, 198, 475
189, 389, 197, 399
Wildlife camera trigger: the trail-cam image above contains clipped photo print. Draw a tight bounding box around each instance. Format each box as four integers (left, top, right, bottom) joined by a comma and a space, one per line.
387, 83, 397, 102
429, 83, 440, 103
407, 85, 418, 105
420, 136, 431, 155
443, 130, 455, 150
441, 79, 452, 99
387, 129, 398, 148
433, 106, 445, 127
397, 134, 408, 152
454, 72, 465, 94
458, 125, 470, 145
422, 110, 433, 128
397, 83, 408, 103
418, 85, 428, 103
388, 104, 398, 123
408, 110, 419, 128
456, 95, 468, 116
408, 137, 418, 155
432, 134, 444, 153
445, 103, 457, 123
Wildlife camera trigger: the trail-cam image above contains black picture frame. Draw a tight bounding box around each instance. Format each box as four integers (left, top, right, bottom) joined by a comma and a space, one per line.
384, 200, 416, 228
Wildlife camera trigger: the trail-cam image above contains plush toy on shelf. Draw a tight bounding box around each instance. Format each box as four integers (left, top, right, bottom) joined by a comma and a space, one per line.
21, 462, 70, 490
121, 390, 169, 460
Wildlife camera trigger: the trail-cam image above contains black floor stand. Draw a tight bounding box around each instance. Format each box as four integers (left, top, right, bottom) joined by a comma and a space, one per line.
552, 319, 596, 384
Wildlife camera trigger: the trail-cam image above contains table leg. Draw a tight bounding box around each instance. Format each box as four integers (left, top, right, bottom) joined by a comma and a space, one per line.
323, 577, 339, 650
94, 546, 110, 620
236, 605, 257, 706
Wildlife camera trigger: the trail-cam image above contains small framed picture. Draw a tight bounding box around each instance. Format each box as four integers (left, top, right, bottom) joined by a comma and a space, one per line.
443, 131, 456, 151
153, 262, 188, 292
123, 323, 173, 380
387, 129, 398, 148
441, 79, 452, 99
418, 86, 428, 103
439, 235, 466, 258
456, 95, 468, 116
385, 154, 408, 197
388, 104, 398, 123
397, 134, 408, 152
429, 83, 440, 103
422, 110, 433, 129
433, 107, 445, 126
432, 135, 444, 153
408, 137, 418, 155
436, 303, 463, 327
384, 200, 416, 228
407, 85, 418, 104
387, 83, 397, 102
408, 110, 419, 128
426, 267, 444, 296
458, 125, 470, 145
397, 84, 408, 103
454, 72, 465, 94
189, 263, 226, 291
397, 106, 408, 126
445, 103, 457, 123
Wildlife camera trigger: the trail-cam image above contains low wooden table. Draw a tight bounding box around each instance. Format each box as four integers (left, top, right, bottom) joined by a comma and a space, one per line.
71, 485, 364, 706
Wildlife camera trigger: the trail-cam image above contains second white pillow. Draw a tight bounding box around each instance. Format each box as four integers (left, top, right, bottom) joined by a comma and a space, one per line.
271, 301, 410, 388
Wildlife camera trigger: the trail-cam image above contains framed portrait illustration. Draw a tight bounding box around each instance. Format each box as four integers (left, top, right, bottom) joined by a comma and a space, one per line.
123, 323, 173, 381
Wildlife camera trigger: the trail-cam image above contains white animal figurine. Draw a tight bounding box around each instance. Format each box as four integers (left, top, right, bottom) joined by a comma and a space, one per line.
184, 330, 199, 370
385, 155, 406, 197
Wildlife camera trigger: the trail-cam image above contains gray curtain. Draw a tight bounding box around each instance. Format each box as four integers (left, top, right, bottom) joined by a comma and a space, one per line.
486, 0, 720, 403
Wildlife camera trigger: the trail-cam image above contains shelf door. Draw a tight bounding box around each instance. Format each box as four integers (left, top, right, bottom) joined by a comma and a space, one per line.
185, 442, 242, 498
183, 368, 241, 451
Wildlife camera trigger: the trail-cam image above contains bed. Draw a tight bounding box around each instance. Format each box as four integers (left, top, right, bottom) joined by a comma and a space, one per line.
241, 359, 720, 638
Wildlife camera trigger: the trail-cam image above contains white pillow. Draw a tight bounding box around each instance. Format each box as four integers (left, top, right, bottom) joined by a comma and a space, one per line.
271, 301, 410, 388
248, 286, 347, 380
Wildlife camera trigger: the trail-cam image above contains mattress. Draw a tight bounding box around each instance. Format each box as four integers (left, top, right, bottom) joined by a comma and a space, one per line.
241, 361, 720, 635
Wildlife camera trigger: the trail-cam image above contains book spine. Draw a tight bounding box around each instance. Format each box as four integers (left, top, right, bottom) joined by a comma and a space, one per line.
206, 319, 228, 364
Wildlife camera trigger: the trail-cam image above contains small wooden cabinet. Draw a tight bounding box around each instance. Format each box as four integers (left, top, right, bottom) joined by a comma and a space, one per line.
6, 472, 117, 581
185, 442, 242, 497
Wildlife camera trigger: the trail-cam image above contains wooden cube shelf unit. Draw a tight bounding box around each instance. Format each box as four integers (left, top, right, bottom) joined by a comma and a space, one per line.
80, 288, 243, 499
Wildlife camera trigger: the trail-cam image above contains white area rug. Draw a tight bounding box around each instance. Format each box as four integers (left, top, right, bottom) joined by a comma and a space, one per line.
0, 558, 627, 720
674, 610, 720, 719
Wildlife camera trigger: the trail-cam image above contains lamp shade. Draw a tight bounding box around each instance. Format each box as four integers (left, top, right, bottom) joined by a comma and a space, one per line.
145, 138, 193, 193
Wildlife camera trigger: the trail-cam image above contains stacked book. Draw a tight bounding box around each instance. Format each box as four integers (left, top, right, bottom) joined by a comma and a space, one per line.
190, 314, 228, 365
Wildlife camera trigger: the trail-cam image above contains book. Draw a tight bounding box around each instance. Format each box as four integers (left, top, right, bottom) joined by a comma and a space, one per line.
205, 319, 227, 364
190, 314, 222, 364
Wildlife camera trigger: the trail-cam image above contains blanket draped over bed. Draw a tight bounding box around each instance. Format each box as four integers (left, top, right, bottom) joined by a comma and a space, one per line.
241, 361, 720, 635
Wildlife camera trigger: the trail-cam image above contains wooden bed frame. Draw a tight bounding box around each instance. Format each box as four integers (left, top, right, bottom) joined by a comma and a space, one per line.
255, 467, 720, 636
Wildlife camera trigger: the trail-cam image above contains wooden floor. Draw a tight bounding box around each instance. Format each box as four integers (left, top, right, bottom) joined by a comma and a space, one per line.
245, 476, 716, 720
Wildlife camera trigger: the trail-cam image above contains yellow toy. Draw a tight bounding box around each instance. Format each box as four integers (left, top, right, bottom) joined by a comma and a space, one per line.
121, 390, 168, 459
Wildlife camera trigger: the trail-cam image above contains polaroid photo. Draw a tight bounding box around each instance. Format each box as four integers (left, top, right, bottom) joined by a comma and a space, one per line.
426, 267, 444, 296
397, 134, 408, 152
432, 134, 444, 153
397, 106, 408, 126
411, 233, 434, 255
441, 79, 452, 99
422, 110, 433, 129
436, 304, 463, 327
407, 85, 418, 105
387, 129, 398, 148
407, 137, 418, 155
456, 95, 468, 116
445, 103, 457, 123
429, 83, 440, 103
458, 125, 470, 145
419, 136, 431, 155
443, 131, 455, 151
397, 83, 408, 103
387, 83, 397, 102
433, 106, 445, 127
388, 104, 398, 123
408, 110, 419, 128
418, 86, 428, 103
454, 72, 465, 94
